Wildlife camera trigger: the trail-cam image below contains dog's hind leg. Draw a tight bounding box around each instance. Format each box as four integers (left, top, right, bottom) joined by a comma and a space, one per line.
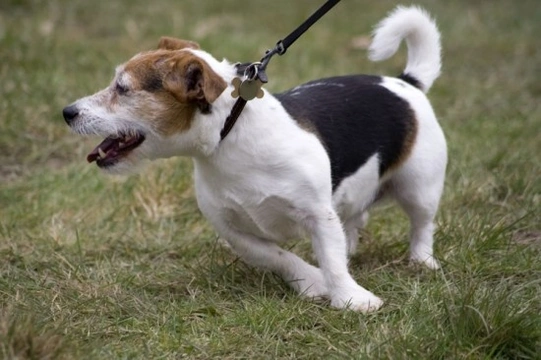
390, 166, 445, 270
306, 207, 383, 312
344, 226, 359, 257
344, 212, 369, 257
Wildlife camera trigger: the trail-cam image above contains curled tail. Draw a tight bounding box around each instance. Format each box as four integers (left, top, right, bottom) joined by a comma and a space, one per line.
368, 6, 441, 93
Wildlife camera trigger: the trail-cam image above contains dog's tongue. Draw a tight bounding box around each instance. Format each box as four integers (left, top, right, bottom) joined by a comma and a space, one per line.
87, 137, 117, 163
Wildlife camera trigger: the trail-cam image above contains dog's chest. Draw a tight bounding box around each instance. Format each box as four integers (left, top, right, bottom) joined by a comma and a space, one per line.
197, 185, 306, 242
224, 195, 305, 241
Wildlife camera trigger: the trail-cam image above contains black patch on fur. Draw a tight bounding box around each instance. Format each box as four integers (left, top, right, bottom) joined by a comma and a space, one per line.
186, 65, 212, 114
198, 102, 212, 114
398, 72, 422, 90
142, 73, 163, 92
274, 75, 416, 190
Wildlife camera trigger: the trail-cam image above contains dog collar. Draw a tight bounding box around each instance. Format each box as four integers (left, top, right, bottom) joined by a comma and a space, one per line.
219, 63, 264, 141
219, 95, 247, 141
219, 0, 341, 142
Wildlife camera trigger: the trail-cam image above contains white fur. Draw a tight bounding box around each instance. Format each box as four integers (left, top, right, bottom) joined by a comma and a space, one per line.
66, 6, 445, 312
369, 6, 441, 93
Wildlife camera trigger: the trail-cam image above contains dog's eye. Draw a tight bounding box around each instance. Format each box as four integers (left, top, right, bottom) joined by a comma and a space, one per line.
115, 83, 129, 95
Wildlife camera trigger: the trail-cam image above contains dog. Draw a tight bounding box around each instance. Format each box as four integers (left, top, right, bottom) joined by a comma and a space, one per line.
63, 6, 446, 313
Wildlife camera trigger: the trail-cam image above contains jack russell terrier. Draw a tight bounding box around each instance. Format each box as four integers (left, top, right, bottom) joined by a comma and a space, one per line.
63, 6, 446, 312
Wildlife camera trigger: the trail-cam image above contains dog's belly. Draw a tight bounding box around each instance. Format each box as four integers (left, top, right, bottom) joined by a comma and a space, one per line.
332, 154, 382, 221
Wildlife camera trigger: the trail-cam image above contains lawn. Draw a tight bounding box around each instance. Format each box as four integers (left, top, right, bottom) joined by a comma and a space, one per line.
1, 0, 540, 358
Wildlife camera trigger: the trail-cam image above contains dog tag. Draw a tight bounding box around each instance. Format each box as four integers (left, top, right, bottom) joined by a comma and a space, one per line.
231, 77, 264, 101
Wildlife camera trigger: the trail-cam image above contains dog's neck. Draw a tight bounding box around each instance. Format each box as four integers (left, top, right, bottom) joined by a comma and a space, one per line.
159, 59, 277, 160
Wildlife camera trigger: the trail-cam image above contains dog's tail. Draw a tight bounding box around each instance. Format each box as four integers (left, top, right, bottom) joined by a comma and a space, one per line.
368, 6, 441, 93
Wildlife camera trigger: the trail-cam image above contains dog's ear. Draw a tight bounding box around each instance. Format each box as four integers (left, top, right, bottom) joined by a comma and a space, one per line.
158, 37, 200, 51
162, 54, 227, 110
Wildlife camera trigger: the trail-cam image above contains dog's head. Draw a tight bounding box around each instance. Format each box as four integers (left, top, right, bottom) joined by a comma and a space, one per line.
63, 37, 228, 173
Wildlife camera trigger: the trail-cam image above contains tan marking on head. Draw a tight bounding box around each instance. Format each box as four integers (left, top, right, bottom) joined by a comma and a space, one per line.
157, 37, 200, 51
115, 49, 226, 136
161, 51, 227, 107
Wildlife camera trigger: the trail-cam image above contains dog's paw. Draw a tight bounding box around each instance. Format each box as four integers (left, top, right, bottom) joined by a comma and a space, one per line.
330, 286, 383, 313
291, 269, 328, 300
299, 281, 328, 300
410, 254, 441, 270
216, 237, 232, 250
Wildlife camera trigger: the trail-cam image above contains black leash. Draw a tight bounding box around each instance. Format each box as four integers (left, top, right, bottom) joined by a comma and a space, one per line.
220, 0, 341, 141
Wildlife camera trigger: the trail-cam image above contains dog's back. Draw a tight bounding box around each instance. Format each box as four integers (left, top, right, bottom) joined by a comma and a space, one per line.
275, 75, 419, 190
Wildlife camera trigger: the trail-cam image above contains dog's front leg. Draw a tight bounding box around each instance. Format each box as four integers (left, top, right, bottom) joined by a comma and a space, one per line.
213, 223, 329, 300
307, 208, 383, 312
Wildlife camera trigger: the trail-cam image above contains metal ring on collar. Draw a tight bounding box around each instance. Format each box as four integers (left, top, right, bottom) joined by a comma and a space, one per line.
244, 62, 261, 81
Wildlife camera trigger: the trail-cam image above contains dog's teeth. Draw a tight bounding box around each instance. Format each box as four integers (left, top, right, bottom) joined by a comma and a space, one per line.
98, 147, 107, 158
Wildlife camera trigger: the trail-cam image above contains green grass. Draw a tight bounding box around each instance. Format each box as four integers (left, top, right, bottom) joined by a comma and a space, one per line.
1, 0, 540, 358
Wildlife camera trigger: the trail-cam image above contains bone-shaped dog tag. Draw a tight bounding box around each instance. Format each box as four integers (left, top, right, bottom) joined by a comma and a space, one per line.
231, 77, 264, 101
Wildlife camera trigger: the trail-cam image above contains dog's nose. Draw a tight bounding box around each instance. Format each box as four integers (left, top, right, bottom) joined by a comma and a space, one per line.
62, 105, 79, 124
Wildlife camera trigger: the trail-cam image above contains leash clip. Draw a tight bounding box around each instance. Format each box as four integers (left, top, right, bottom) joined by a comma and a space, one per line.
275, 40, 286, 55
231, 61, 265, 101
244, 62, 262, 81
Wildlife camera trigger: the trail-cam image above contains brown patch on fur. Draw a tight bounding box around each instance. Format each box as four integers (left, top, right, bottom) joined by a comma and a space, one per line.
118, 50, 226, 136
144, 92, 197, 135
123, 50, 170, 92
292, 116, 319, 135
162, 52, 227, 107
291, 115, 327, 149
386, 108, 418, 173
158, 37, 200, 51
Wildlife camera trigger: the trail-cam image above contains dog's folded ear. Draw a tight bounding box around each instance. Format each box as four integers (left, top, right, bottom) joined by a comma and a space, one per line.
158, 37, 200, 51
162, 54, 227, 110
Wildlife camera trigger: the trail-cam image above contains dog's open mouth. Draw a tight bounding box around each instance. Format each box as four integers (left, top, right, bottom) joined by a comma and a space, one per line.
87, 131, 145, 167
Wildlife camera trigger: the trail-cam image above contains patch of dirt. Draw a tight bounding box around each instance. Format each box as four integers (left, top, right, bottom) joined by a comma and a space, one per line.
0, 307, 67, 360
0, 164, 25, 182
512, 230, 541, 247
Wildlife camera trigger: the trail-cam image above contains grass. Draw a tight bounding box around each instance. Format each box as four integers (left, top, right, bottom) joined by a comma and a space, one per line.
1, 0, 540, 358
